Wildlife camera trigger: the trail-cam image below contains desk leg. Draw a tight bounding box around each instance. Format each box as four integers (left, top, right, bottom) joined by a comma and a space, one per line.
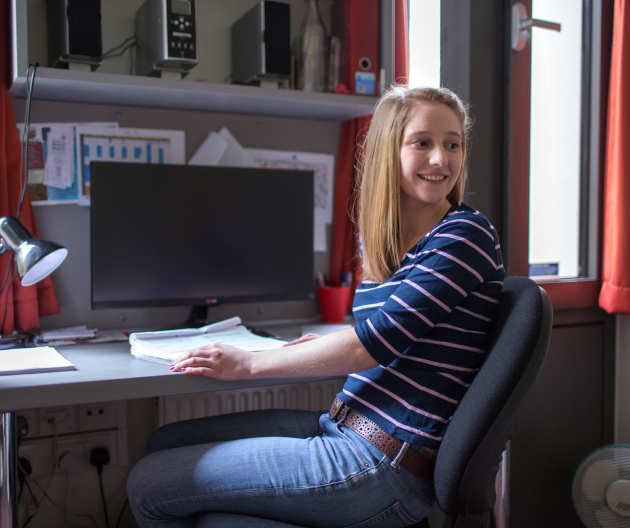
0, 411, 17, 528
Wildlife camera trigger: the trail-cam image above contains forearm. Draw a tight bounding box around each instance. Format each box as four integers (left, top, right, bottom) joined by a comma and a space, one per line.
250, 328, 378, 379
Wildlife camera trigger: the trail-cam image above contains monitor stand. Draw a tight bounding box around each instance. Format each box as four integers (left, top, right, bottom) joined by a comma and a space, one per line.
185, 305, 210, 328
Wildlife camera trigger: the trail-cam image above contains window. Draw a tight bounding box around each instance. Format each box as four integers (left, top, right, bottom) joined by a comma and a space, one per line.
528, 0, 600, 281
507, 0, 605, 307
408, 0, 441, 88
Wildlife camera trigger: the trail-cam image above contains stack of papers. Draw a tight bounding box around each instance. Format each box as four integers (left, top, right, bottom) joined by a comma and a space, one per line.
38, 326, 129, 346
129, 317, 287, 364
0, 346, 76, 376
41, 325, 97, 341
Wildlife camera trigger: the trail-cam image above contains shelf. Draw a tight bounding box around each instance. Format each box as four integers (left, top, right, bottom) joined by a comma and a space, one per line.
10, 67, 378, 121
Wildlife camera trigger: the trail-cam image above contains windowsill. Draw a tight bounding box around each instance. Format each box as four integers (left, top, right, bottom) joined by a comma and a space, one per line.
535, 278, 600, 310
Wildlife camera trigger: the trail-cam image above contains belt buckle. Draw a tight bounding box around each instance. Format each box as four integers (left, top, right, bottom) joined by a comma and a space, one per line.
329, 398, 344, 420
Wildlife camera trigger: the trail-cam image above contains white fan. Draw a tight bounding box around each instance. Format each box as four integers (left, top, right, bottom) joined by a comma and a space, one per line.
572, 445, 630, 527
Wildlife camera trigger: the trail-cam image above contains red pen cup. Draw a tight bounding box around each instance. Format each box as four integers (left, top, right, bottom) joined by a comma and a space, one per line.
316, 286, 351, 323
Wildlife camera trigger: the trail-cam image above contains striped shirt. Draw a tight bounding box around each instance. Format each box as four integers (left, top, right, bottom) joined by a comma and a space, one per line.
338, 202, 505, 451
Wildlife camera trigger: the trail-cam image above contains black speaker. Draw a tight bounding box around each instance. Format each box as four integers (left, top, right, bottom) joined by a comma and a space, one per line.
47, 0, 102, 67
231, 1, 291, 84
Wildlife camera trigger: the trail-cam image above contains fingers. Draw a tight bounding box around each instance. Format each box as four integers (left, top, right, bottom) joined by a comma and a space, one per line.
170, 344, 221, 375
173, 346, 216, 364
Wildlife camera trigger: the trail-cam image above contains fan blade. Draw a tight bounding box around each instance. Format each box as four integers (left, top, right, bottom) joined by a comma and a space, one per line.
594, 505, 626, 527
583, 459, 620, 501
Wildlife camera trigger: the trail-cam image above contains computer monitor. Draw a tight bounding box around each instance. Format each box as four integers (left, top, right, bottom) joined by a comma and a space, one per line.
90, 162, 314, 323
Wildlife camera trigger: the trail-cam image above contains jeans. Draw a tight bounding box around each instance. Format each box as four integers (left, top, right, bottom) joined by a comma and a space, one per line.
127, 408, 435, 527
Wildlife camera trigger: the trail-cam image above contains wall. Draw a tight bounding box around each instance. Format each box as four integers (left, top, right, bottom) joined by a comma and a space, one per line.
13, 97, 339, 331
16, 0, 340, 332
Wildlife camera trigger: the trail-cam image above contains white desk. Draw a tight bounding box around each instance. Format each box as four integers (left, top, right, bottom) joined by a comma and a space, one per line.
0, 341, 336, 528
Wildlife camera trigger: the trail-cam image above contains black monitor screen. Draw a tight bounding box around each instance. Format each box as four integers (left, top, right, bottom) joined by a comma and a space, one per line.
90, 162, 314, 309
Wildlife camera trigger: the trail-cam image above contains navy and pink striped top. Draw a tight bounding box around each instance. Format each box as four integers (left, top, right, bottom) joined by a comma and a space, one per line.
339, 202, 505, 451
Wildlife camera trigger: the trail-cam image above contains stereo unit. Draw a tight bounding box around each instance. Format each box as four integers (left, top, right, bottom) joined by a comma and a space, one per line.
135, 0, 199, 77
231, 1, 291, 85
47, 0, 103, 69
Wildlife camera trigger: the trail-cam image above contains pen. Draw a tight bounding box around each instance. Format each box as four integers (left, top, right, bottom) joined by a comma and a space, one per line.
316, 272, 325, 288
341, 272, 352, 287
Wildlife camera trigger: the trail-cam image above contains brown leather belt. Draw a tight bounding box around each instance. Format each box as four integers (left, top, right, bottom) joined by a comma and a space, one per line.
329, 397, 435, 481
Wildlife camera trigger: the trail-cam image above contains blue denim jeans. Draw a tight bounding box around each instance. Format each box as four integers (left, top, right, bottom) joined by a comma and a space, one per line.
127, 408, 434, 527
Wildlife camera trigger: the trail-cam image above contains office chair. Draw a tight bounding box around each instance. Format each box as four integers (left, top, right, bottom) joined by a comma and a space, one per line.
196, 276, 553, 528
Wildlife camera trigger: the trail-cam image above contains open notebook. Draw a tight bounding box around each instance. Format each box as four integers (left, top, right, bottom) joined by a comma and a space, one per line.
129, 317, 287, 364
0, 346, 76, 375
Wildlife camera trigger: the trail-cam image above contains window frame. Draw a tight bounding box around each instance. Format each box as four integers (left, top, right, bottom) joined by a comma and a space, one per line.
507, 0, 612, 310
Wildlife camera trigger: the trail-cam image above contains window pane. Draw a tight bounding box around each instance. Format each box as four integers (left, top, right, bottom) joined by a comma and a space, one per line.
529, 1, 583, 279
408, 0, 441, 88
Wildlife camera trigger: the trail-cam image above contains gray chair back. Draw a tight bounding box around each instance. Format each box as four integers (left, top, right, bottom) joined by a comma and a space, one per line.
426, 276, 553, 528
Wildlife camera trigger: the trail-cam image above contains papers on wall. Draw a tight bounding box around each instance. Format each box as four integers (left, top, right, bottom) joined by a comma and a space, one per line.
188, 131, 228, 165
189, 128, 335, 251
129, 316, 286, 364
76, 126, 186, 205
17, 122, 117, 204
189, 127, 256, 167
246, 148, 335, 252
0, 346, 76, 376
17, 123, 186, 206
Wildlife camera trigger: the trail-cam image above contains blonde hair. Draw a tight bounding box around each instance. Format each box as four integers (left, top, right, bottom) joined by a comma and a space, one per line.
357, 86, 471, 282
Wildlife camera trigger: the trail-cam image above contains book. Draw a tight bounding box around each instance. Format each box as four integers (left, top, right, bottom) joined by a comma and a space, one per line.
0, 346, 77, 376
129, 316, 287, 364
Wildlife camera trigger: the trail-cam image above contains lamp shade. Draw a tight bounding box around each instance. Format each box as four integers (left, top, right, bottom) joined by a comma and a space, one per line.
0, 216, 68, 286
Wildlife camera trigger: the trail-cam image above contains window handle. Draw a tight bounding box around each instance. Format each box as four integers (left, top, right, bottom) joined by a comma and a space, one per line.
511, 2, 562, 51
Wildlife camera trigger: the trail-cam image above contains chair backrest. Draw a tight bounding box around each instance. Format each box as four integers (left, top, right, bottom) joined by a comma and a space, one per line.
428, 276, 553, 528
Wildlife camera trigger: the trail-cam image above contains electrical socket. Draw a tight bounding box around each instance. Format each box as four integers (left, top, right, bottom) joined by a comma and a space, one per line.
19, 438, 54, 477
39, 406, 78, 436
16, 409, 39, 438
56, 431, 120, 473
78, 401, 127, 432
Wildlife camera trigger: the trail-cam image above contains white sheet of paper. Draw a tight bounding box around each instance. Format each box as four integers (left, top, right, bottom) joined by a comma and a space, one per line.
188, 132, 228, 166
217, 128, 256, 167
132, 325, 286, 362
41, 325, 97, 340
43, 126, 74, 188
0, 346, 76, 375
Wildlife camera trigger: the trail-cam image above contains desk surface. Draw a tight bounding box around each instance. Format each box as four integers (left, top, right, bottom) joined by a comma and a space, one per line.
0, 342, 331, 412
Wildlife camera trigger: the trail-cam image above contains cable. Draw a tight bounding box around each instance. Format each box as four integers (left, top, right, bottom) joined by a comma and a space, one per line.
101, 36, 137, 60
97, 472, 111, 528
24, 470, 98, 528
18, 64, 38, 218
90, 447, 111, 528
101, 35, 135, 58
114, 497, 129, 528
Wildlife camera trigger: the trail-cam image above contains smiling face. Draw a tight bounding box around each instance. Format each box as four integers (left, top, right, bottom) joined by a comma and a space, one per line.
399, 101, 464, 214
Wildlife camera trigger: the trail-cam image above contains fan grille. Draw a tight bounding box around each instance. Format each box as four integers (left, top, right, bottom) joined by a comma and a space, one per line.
572, 445, 630, 528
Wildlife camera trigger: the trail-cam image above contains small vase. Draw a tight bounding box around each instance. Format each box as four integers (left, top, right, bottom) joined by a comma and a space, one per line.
299, 0, 327, 92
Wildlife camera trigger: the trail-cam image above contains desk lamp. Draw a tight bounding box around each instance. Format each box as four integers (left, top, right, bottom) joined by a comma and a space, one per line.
0, 216, 68, 286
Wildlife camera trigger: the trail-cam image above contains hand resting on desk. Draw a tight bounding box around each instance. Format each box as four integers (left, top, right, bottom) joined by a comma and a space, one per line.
169, 327, 376, 381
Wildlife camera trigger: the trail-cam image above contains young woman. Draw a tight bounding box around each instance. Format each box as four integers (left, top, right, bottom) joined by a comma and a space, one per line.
127, 86, 505, 528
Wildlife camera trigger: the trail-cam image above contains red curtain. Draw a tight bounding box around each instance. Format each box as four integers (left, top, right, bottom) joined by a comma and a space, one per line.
329, 0, 408, 295
1, 0, 61, 333
599, 0, 630, 314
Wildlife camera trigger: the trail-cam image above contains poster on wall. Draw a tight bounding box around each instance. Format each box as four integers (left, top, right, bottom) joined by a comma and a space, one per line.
75, 126, 186, 204
16, 122, 118, 205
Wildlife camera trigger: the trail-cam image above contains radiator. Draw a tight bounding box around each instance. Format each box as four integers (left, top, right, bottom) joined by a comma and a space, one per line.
159, 379, 345, 426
